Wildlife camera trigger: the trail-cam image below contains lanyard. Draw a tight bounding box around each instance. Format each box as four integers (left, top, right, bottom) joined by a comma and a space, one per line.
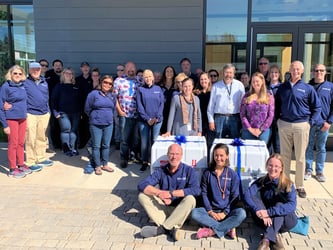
217, 167, 229, 199
226, 83, 232, 99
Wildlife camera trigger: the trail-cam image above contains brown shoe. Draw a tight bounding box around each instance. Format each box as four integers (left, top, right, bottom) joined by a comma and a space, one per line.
95, 167, 102, 175
272, 234, 285, 250
257, 238, 270, 250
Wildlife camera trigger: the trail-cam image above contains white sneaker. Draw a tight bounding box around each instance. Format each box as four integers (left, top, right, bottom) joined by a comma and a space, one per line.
304, 171, 312, 180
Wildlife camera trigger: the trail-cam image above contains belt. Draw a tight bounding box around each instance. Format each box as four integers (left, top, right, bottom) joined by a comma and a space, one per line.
215, 113, 239, 117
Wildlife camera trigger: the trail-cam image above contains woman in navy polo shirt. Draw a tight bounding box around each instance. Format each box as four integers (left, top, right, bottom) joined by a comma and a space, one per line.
85, 75, 116, 175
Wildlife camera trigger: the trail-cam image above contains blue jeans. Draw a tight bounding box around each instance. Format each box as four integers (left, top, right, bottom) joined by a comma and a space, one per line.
305, 125, 329, 174
138, 121, 162, 162
120, 117, 138, 161
113, 110, 121, 143
191, 207, 246, 238
89, 124, 113, 167
57, 112, 80, 150
241, 128, 271, 144
214, 115, 241, 139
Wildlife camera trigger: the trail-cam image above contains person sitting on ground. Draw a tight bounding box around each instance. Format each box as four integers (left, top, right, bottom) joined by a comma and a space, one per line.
191, 143, 246, 239
137, 143, 201, 241
244, 153, 297, 250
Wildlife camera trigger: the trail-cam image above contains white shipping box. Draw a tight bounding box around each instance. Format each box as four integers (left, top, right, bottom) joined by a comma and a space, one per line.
211, 138, 269, 191
151, 136, 208, 182
211, 138, 269, 175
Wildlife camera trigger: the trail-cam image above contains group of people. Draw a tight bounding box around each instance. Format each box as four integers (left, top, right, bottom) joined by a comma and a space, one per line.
137, 143, 298, 250
0, 57, 331, 203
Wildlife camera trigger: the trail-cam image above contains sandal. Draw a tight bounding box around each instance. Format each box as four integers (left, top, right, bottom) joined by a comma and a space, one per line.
101, 165, 114, 172
95, 167, 102, 175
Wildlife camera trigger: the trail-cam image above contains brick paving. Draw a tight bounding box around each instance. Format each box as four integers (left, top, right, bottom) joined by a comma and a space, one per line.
0, 144, 332, 249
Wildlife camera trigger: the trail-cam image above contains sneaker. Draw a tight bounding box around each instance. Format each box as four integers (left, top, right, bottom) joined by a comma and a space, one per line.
65, 151, 73, 157
315, 173, 326, 182
170, 228, 181, 241
29, 164, 43, 172
140, 162, 149, 172
38, 160, 53, 167
196, 227, 215, 239
8, 168, 26, 178
140, 225, 165, 238
304, 171, 312, 180
71, 149, 79, 156
46, 148, 55, 153
18, 165, 32, 175
120, 160, 128, 168
296, 187, 307, 198
227, 228, 236, 239
84, 163, 94, 174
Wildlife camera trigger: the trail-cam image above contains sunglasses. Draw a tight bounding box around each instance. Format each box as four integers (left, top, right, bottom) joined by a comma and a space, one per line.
210, 74, 217, 77
40, 64, 48, 67
102, 80, 113, 85
259, 62, 268, 65
13, 72, 23, 75
314, 69, 325, 73
117, 69, 124, 71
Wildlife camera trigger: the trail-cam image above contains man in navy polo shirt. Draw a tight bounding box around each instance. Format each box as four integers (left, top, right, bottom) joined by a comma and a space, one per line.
275, 60, 321, 198
137, 143, 201, 241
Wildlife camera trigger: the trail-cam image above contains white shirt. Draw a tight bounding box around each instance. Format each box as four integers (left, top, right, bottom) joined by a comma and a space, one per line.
207, 79, 245, 123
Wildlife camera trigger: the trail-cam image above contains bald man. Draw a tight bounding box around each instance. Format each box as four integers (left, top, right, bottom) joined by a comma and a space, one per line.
137, 143, 201, 241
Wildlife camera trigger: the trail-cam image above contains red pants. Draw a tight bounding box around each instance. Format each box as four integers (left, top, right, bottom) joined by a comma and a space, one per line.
7, 119, 27, 169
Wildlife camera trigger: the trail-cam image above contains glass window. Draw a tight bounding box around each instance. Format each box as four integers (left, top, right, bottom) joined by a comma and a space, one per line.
0, 5, 10, 83
206, 0, 248, 71
252, 0, 333, 22
11, 5, 35, 70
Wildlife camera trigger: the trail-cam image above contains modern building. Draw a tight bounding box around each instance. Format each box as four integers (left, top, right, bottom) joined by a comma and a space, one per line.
1, 0, 333, 141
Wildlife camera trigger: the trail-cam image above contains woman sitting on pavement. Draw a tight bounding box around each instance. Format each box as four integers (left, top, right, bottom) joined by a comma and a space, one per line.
244, 153, 297, 250
85, 75, 117, 175
191, 143, 246, 239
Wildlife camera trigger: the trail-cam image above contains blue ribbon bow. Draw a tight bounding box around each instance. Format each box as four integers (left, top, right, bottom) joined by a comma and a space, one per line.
175, 135, 187, 145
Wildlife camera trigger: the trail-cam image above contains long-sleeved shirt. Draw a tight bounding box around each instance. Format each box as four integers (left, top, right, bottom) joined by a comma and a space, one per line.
85, 89, 116, 126
308, 79, 333, 126
167, 94, 202, 135
240, 93, 275, 131
207, 79, 245, 123
201, 167, 240, 215
244, 176, 297, 217
24, 75, 50, 115
137, 162, 201, 206
136, 83, 164, 123
51, 83, 81, 117
0, 80, 27, 128
275, 80, 321, 125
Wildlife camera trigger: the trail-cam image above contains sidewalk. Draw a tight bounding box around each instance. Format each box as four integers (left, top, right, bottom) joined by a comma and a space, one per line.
0, 143, 332, 249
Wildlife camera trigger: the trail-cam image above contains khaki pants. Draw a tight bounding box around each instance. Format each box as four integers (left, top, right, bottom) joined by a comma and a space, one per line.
278, 119, 310, 188
25, 113, 50, 165
138, 192, 196, 230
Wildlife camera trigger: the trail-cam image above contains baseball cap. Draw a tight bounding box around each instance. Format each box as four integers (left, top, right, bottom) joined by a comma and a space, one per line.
80, 61, 90, 67
29, 62, 41, 69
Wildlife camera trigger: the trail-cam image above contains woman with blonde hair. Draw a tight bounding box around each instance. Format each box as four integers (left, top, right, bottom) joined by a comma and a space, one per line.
240, 72, 274, 143
51, 67, 81, 156
244, 153, 297, 250
0, 65, 30, 178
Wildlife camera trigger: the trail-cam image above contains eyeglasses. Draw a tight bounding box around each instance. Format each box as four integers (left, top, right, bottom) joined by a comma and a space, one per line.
117, 69, 124, 71
210, 74, 217, 77
13, 72, 23, 75
259, 62, 268, 65
40, 64, 48, 67
102, 80, 113, 85
314, 69, 325, 73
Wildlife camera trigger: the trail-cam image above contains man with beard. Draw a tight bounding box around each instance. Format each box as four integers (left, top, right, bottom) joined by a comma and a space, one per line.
45, 59, 63, 149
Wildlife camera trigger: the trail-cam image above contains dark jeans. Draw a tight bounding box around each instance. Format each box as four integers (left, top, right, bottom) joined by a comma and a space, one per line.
120, 117, 139, 161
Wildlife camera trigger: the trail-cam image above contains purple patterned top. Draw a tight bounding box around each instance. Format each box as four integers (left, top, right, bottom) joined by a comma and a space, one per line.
240, 93, 275, 131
